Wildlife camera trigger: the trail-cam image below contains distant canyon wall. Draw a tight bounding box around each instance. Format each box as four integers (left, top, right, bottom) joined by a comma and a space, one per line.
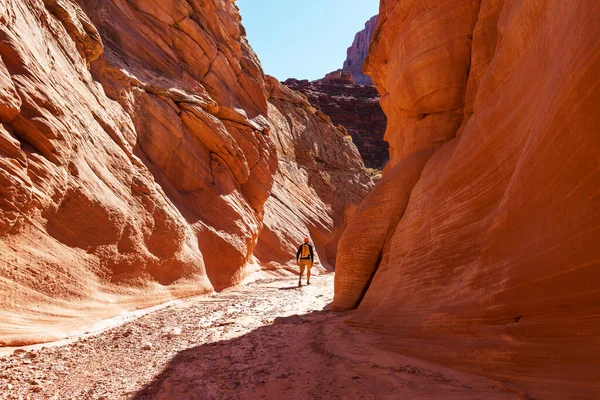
0, 0, 371, 345
333, 0, 600, 398
339, 15, 378, 85
282, 14, 388, 170
284, 76, 388, 170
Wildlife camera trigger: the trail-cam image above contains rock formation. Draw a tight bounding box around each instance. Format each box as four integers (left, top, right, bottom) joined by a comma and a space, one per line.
255, 77, 372, 271
0, 0, 372, 346
281, 15, 388, 170
340, 15, 378, 85
284, 75, 388, 169
333, 0, 600, 399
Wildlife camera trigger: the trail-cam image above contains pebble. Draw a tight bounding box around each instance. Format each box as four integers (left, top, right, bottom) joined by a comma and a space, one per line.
0, 277, 335, 398
164, 327, 182, 339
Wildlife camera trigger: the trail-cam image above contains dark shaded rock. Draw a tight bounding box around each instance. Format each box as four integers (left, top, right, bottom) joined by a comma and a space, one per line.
283, 78, 387, 169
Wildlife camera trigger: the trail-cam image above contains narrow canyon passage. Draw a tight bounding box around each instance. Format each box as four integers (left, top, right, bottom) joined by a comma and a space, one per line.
1, 0, 598, 398
1, 274, 518, 400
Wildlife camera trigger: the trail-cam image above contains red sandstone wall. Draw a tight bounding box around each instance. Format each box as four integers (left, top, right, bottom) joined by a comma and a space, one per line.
255, 77, 373, 272
0, 0, 371, 346
333, 0, 600, 398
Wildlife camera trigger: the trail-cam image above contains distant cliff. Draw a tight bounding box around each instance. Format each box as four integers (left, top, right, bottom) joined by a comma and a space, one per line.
340, 15, 378, 85
281, 15, 387, 170
284, 73, 387, 169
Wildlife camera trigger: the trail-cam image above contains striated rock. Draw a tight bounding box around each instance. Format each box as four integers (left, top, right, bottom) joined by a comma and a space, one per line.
284, 77, 388, 170
0, 0, 371, 346
334, 0, 600, 399
80, 0, 279, 292
340, 15, 378, 85
253, 77, 373, 271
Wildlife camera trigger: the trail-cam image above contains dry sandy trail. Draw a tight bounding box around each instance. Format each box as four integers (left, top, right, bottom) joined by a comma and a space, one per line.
1, 274, 520, 399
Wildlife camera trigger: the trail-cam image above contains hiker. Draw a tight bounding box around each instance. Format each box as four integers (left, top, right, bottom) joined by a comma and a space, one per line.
296, 237, 314, 287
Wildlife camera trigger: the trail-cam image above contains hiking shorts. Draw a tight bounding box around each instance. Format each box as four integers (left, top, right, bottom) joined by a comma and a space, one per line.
298, 259, 312, 273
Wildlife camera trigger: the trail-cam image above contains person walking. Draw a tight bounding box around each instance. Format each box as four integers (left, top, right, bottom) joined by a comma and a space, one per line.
296, 237, 314, 287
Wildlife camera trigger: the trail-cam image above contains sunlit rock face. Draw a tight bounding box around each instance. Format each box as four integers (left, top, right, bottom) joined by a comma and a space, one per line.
255, 77, 373, 271
340, 15, 378, 85
333, 0, 600, 398
0, 0, 372, 346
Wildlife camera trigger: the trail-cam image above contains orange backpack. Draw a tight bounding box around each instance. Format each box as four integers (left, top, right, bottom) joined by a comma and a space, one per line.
301, 244, 310, 259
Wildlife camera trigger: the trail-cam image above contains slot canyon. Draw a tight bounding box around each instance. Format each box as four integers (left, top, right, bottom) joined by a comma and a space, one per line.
0, 0, 598, 399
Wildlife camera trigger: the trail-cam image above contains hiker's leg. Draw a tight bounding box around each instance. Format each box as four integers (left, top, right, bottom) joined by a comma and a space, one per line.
298, 262, 305, 286
307, 265, 311, 284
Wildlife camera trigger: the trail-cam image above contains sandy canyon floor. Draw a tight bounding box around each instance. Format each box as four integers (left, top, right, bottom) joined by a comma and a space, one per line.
1, 274, 521, 399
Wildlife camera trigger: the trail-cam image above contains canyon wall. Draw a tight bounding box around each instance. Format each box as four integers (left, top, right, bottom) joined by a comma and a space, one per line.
334, 0, 600, 399
0, 0, 371, 346
340, 15, 378, 85
281, 15, 387, 170
284, 75, 388, 169
255, 76, 372, 271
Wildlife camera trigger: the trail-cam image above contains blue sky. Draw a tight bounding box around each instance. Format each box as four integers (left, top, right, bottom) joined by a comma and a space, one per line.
237, 0, 380, 81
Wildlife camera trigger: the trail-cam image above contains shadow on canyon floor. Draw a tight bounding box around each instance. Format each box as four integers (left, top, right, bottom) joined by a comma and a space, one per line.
278, 285, 302, 291
131, 307, 518, 400
0, 275, 521, 399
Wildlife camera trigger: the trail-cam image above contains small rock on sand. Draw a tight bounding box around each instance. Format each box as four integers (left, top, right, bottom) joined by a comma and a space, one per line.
163, 327, 182, 338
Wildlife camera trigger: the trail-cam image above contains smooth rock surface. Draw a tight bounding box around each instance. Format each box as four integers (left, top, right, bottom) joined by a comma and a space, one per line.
334, 1, 600, 399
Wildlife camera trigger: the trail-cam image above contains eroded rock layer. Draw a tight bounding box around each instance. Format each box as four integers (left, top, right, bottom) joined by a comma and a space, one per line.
255, 77, 372, 271
0, 0, 371, 346
281, 15, 387, 171
284, 76, 388, 170
333, 0, 600, 398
